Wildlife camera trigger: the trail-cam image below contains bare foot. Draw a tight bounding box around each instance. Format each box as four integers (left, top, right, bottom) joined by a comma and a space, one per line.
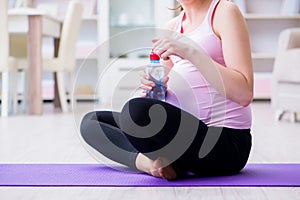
135, 153, 161, 177
153, 157, 177, 180
135, 153, 177, 180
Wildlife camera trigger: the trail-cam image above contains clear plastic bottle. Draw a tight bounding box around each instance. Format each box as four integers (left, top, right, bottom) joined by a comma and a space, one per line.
145, 51, 166, 101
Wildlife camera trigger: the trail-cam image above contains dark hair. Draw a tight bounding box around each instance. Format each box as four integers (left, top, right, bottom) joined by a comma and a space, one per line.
169, 4, 183, 11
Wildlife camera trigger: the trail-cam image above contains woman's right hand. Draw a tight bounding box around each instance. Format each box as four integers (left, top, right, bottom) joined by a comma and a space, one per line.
139, 70, 169, 97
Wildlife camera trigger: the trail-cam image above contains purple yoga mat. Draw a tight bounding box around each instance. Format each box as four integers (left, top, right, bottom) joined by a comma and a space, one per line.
0, 164, 299, 187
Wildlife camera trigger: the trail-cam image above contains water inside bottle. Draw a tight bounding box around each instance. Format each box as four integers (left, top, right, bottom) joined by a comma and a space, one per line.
147, 65, 164, 82
146, 65, 165, 101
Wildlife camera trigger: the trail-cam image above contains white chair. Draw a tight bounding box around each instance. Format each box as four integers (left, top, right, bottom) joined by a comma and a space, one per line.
272, 28, 300, 122
0, 0, 18, 117
16, 0, 83, 113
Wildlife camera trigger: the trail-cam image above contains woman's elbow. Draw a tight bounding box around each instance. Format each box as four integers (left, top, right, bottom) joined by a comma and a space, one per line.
238, 90, 253, 107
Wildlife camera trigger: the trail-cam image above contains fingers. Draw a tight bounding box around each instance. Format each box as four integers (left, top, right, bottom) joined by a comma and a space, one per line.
152, 38, 173, 60
140, 90, 148, 98
139, 69, 169, 97
152, 39, 159, 43
152, 35, 189, 61
139, 70, 154, 92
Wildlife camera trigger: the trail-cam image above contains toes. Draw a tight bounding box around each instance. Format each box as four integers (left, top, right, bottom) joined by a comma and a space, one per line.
149, 168, 161, 177
159, 166, 177, 180
153, 157, 177, 180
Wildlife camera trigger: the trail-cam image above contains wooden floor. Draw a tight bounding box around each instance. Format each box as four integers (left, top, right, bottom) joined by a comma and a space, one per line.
1, 101, 300, 199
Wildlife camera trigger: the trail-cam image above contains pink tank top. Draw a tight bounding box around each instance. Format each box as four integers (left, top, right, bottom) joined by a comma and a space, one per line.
166, 0, 252, 129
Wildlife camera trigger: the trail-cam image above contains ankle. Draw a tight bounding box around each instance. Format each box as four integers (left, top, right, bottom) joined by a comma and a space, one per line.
135, 153, 152, 172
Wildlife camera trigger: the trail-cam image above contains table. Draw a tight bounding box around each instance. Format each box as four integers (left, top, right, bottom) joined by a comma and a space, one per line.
8, 8, 62, 115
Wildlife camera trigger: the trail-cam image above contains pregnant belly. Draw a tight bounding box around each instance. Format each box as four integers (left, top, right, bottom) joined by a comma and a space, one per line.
165, 65, 214, 121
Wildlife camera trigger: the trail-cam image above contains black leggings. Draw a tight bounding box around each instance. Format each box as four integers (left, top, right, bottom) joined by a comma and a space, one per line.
80, 98, 252, 176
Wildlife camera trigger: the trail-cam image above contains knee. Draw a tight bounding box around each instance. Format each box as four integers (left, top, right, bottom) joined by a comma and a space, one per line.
120, 98, 152, 128
80, 111, 96, 138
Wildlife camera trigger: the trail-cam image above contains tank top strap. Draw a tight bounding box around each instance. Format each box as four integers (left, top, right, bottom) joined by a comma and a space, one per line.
173, 0, 220, 33
207, 0, 220, 28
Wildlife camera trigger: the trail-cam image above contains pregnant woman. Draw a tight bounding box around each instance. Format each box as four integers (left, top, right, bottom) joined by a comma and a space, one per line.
80, 0, 253, 180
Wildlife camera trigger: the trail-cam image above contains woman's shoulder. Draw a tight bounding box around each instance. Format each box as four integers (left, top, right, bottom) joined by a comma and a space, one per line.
216, 0, 243, 19
213, 0, 246, 33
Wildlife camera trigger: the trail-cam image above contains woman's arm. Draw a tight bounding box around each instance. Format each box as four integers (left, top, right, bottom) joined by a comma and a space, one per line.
212, 1, 253, 106
153, 1, 253, 107
139, 16, 180, 95
159, 16, 179, 70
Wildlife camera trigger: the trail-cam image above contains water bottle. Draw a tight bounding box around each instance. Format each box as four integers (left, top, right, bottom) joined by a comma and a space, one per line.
145, 51, 166, 101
